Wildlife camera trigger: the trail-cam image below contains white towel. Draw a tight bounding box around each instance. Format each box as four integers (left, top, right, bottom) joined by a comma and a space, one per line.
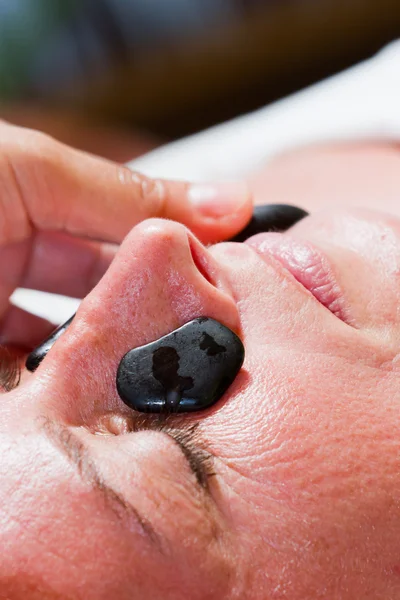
129, 40, 400, 182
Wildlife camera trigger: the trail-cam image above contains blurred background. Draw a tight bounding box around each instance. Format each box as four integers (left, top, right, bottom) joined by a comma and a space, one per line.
1, 0, 400, 161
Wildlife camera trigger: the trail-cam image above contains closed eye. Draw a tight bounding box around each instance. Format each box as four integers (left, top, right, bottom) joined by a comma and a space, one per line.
127, 416, 215, 491
165, 427, 215, 490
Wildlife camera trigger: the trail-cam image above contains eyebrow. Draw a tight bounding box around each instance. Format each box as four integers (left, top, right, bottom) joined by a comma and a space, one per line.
0, 348, 22, 392
40, 417, 161, 548
0, 351, 215, 490
130, 415, 215, 491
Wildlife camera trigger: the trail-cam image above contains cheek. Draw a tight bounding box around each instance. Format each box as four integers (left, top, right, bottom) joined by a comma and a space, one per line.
250, 143, 400, 216
238, 346, 400, 510
212, 346, 400, 597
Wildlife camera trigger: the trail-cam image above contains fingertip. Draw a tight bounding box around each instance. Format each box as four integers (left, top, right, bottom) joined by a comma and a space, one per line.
188, 181, 250, 218
187, 181, 253, 243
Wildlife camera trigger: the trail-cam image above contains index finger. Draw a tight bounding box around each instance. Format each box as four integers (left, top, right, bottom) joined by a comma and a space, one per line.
0, 122, 252, 246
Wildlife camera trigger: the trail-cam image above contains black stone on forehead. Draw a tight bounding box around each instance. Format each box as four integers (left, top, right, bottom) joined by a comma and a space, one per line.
199, 333, 226, 356
117, 317, 244, 414
25, 314, 75, 372
230, 204, 309, 243
152, 346, 194, 393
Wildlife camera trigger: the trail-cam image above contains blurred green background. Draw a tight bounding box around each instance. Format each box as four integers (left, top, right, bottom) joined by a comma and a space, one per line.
1, 0, 400, 158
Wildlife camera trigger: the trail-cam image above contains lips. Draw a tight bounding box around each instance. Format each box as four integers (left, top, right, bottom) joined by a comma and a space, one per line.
246, 233, 353, 325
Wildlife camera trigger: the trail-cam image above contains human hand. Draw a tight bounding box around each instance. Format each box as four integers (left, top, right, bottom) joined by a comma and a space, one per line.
0, 120, 252, 350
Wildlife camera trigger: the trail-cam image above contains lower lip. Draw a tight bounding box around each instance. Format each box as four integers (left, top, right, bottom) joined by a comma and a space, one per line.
246, 233, 351, 324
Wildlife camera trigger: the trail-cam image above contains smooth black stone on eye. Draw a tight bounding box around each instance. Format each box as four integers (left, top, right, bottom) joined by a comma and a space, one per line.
230, 204, 309, 243
25, 315, 75, 373
117, 317, 245, 414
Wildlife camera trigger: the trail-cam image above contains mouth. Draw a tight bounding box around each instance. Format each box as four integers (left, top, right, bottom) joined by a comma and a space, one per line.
245, 233, 354, 326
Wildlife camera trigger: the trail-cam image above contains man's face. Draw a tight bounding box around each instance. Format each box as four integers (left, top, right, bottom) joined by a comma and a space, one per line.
2, 209, 400, 599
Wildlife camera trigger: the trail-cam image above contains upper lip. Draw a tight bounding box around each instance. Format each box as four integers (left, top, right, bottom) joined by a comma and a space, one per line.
245, 233, 354, 326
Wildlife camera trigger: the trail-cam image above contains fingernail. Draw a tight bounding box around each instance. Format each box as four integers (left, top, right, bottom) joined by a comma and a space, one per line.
188, 182, 249, 218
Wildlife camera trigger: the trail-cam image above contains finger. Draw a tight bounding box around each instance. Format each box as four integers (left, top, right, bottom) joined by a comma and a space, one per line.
21, 231, 117, 298
158, 180, 253, 244
0, 304, 55, 349
0, 122, 252, 246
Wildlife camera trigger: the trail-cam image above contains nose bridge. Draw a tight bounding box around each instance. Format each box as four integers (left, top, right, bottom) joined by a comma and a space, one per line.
32, 219, 239, 419
81, 219, 238, 343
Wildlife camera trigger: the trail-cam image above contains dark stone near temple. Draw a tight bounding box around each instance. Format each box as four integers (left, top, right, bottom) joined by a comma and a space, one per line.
25, 315, 75, 372
117, 317, 245, 414
230, 204, 309, 243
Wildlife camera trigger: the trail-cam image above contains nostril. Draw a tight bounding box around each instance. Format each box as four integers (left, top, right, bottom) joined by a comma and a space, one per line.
188, 237, 216, 287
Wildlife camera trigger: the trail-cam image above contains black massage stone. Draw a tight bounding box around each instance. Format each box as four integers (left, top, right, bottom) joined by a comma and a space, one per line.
230, 204, 309, 243
25, 315, 75, 372
117, 317, 244, 414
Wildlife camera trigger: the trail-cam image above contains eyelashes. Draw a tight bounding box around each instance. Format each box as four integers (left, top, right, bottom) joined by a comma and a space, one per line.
166, 424, 215, 489
124, 415, 215, 490
0, 348, 22, 392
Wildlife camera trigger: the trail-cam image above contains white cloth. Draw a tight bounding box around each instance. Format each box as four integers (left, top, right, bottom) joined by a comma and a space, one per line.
129, 40, 400, 182
12, 40, 400, 324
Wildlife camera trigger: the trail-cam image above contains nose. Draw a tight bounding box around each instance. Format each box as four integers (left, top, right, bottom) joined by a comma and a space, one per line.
28, 219, 240, 420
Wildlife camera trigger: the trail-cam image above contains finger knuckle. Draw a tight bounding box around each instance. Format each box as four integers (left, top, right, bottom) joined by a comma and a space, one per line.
124, 168, 166, 218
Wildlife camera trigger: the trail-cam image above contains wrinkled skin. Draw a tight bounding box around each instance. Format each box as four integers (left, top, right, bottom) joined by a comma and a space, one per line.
2, 201, 400, 599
